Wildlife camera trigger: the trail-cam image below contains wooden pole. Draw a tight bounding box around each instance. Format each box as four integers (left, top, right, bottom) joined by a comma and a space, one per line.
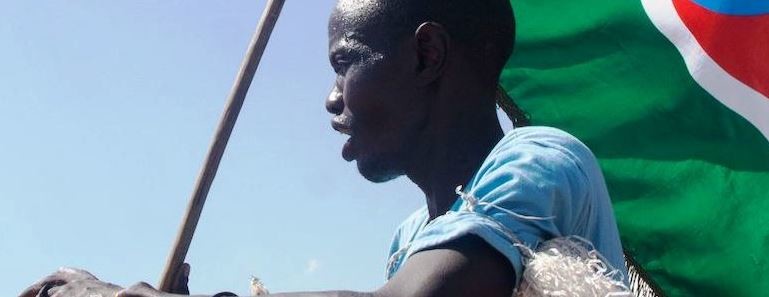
158, 0, 286, 291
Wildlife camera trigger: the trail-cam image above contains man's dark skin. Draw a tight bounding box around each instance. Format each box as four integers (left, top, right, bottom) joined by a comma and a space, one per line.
20, 0, 517, 296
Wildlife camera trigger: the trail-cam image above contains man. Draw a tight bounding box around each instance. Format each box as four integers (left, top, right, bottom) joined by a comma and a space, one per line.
21, 0, 626, 296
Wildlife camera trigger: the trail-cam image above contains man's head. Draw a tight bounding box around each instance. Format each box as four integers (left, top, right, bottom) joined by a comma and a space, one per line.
326, 0, 515, 182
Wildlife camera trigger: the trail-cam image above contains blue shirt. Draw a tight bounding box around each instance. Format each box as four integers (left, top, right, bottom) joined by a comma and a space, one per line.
385, 126, 627, 285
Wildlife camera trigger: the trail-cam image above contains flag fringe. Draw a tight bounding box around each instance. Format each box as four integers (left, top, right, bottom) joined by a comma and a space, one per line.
625, 252, 665, 297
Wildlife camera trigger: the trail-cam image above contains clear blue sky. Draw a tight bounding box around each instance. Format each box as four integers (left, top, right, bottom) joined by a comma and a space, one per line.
0, 1, 511, 295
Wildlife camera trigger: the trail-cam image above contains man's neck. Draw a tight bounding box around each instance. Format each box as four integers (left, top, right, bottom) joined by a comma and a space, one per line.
407, 102, 504, 220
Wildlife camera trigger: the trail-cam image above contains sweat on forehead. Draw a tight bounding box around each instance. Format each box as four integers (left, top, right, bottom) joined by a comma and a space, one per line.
329, 0, 401, 51
335, 0, 381, 15
330, 0, 388, 33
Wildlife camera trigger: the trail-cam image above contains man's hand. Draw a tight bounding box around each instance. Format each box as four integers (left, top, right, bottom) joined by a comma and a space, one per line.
167, 263, 191, 295
19, 267, 100, 297
117, 263, 189, 297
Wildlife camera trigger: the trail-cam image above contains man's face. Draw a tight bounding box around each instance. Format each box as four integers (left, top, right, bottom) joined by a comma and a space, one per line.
326, 4, 428, 183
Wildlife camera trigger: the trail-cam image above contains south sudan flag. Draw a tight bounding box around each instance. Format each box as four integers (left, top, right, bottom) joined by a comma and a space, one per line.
500, 0, 769, 296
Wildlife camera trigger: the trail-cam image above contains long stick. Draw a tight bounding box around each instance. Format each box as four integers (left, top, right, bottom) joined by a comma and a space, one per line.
158, 0, 286, 291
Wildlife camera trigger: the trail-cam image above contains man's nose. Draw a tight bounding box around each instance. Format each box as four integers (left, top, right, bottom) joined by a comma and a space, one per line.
326, 86, 344, 115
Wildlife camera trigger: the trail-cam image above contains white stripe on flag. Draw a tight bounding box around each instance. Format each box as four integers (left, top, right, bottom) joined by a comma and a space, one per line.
642, 0, 769, 142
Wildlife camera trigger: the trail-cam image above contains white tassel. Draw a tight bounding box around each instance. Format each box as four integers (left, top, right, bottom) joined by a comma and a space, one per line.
515, 238, 631, 297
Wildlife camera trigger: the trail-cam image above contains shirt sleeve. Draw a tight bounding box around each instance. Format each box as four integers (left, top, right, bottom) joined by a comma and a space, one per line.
402, 128, 593, 286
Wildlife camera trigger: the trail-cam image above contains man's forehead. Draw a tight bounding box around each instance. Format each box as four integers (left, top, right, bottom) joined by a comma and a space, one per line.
331, 0, 382, 32
335, 0, 381, 17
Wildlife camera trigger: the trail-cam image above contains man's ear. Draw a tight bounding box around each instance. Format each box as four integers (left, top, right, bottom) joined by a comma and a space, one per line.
414, 22, 449, 86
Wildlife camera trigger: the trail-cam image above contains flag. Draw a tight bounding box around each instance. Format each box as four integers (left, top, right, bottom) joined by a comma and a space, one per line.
500, 0, 769, 296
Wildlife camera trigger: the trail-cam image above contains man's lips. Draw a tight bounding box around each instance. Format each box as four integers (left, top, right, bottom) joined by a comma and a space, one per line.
331, 115, 355, 161
342, 137, 355, 161
331, 116, 353, 136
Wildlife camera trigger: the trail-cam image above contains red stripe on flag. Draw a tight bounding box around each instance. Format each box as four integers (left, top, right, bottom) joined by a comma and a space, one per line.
674, 0, 769, 98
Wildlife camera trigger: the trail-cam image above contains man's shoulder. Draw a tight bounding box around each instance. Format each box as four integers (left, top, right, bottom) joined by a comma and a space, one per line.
491, 126, 597, 169
499, 126, 587, 151
469, 126, 604, 198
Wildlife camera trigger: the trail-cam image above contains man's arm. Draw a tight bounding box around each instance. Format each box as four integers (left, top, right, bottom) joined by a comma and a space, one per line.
375, 235, 515, 297
119, 235, 515, 297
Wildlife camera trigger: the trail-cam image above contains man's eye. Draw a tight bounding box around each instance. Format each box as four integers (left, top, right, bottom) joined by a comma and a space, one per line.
333, 58, 351, 75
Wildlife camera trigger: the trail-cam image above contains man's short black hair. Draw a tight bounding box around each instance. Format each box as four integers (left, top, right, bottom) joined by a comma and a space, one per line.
368, 0, 515, 73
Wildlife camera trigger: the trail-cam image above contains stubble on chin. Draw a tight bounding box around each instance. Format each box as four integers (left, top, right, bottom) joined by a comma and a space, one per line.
356, 156, 403, 183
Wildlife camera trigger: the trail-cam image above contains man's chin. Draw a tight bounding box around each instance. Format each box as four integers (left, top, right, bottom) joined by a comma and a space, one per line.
356, 159, 402, 183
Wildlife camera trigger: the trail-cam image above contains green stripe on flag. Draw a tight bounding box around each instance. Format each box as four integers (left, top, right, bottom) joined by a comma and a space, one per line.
502, 0, 769, 296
